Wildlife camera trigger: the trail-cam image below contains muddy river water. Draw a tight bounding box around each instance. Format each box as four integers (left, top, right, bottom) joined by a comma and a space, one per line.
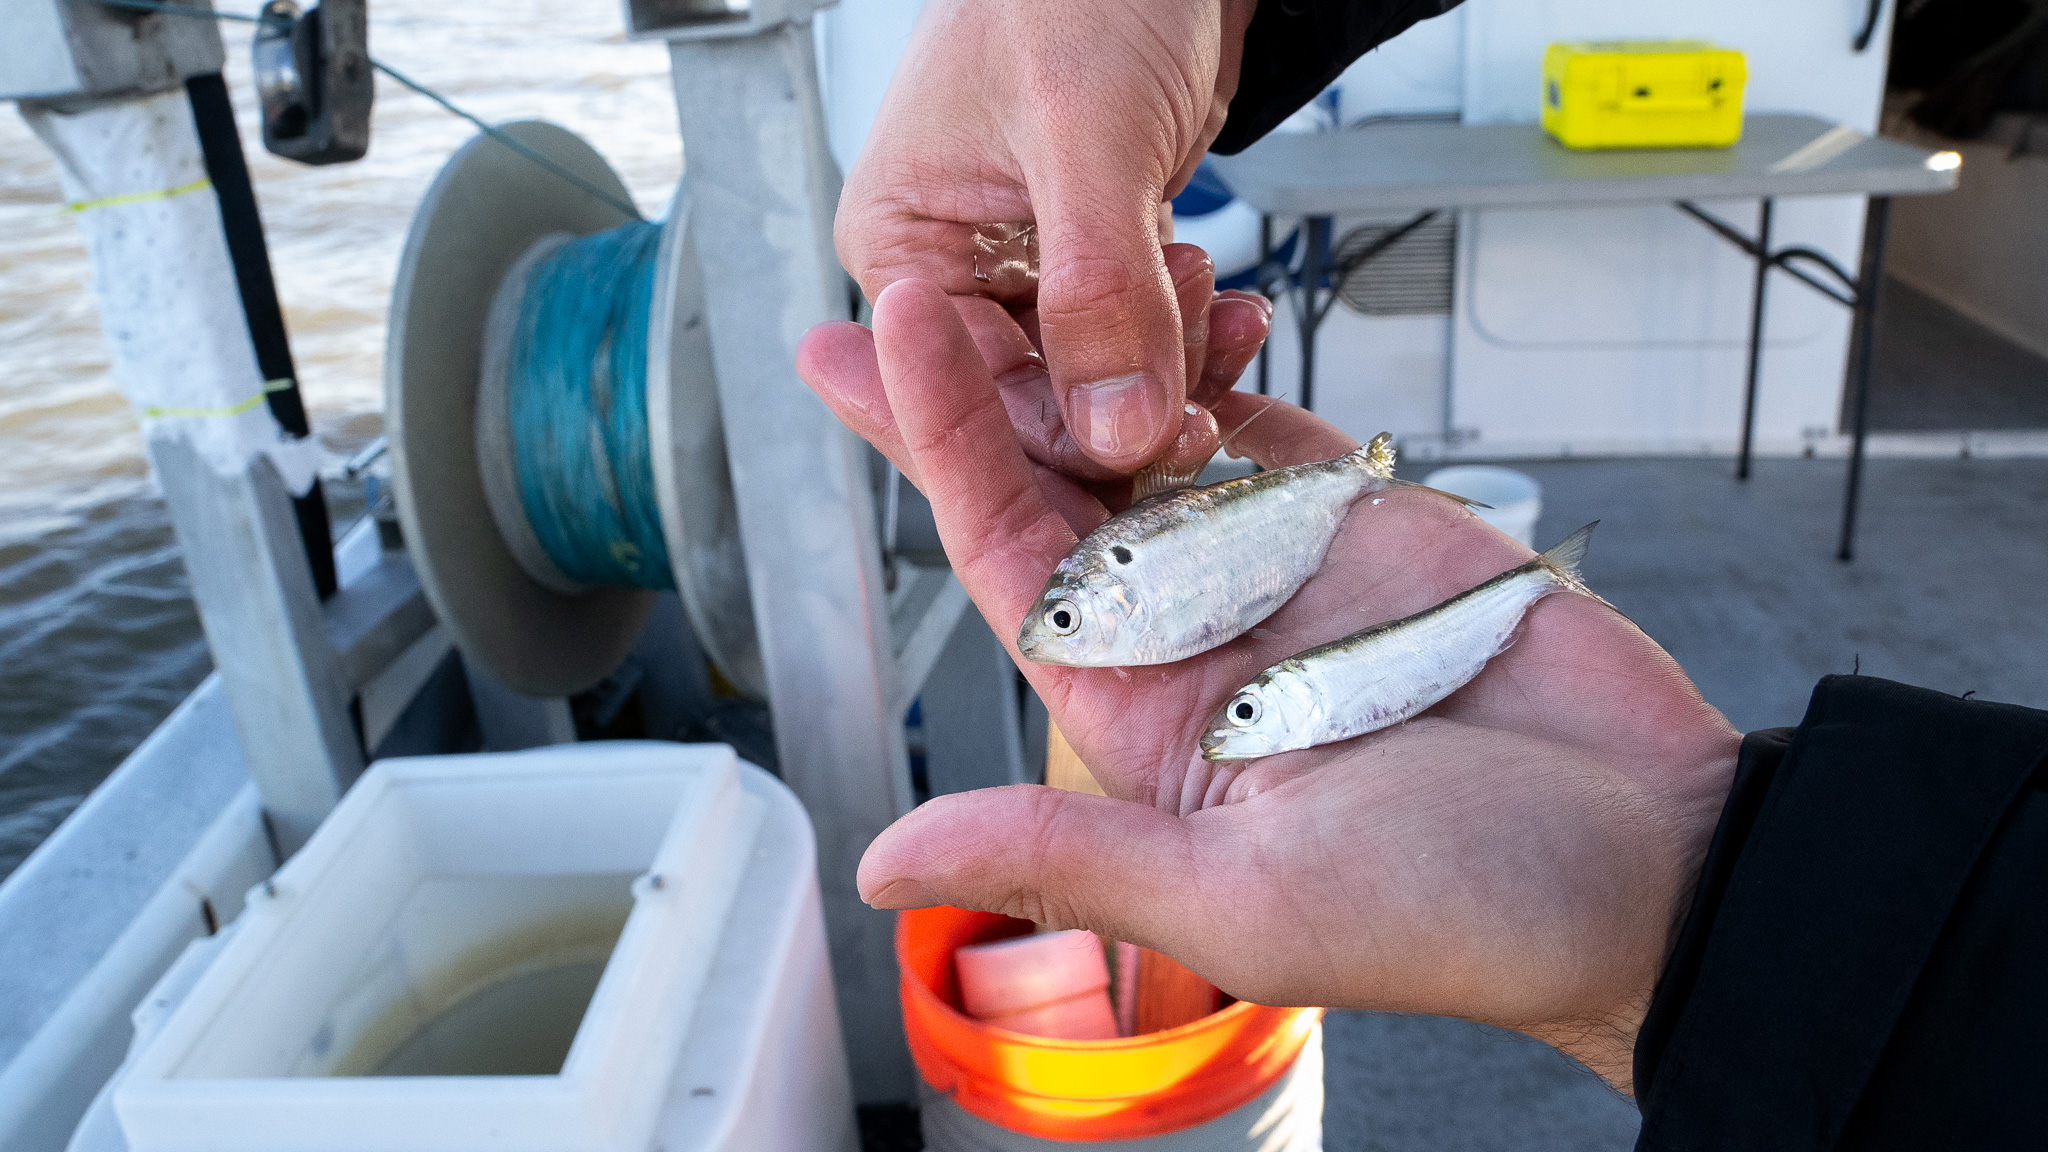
0, 0, 686, 876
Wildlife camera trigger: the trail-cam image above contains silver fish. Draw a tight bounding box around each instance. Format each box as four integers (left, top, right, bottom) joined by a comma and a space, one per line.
1199, 522, 1599, 760
1019, 434, 1416, 668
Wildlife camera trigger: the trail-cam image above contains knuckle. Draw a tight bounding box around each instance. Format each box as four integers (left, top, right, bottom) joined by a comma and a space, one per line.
1012, 788, 1092, 929
1039, 252, 1151, 326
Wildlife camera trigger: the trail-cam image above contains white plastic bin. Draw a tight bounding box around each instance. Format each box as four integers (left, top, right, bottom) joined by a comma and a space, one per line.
110, 743, 856, 1152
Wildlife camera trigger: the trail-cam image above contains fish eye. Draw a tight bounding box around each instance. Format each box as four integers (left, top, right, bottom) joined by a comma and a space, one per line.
1111, 545, 1133, 564
1043, 600, 1081, 636
1225, 693, 1261, 727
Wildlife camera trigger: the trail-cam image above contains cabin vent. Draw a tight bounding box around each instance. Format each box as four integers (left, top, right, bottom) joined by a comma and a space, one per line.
1332, 215, 1457, 317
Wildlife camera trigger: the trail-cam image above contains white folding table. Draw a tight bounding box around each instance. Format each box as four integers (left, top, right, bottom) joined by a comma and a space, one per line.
1209, 113, 1959, 559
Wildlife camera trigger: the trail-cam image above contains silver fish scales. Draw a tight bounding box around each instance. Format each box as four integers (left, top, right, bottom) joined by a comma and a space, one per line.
1017, 434, 1404, 668
1200, 523, 1600, 760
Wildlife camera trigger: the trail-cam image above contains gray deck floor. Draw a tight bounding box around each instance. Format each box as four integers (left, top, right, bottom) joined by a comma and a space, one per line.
1867, 278, 2048, 432
1324, 454, 2048, 1151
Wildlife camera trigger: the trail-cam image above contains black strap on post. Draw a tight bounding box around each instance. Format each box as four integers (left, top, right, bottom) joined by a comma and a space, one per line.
185, 72, 339, 599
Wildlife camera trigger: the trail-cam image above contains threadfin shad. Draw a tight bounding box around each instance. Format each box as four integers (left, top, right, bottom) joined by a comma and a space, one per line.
1018, 433, 1473, 668
1200, 522, 1601, 760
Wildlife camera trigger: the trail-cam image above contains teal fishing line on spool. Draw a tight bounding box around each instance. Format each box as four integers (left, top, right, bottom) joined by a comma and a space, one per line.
506, 220, 677, 590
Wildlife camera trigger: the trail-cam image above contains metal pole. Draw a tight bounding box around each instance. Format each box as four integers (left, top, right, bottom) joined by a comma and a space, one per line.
1737, 198, 1774, 482
666, 25, 916, 1102
23, 89, 364, 856
1297, 215, 1329, 412
1256, 213, 1272, 396
1837, 197, 1891, 562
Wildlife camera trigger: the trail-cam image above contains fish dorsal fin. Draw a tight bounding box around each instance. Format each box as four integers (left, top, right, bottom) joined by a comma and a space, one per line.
1386, 478, 1492, 509
1131, 460, 1201, 500
1132, 401, 1287, 499
1217, 402, 1278, 459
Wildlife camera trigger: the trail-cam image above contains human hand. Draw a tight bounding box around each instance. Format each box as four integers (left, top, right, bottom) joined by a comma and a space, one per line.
798, 281, 1742, 1092
837, 0, 1260, 473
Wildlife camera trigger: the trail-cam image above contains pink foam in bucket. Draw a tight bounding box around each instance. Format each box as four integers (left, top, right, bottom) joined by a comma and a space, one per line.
953, 930, 1117, 1040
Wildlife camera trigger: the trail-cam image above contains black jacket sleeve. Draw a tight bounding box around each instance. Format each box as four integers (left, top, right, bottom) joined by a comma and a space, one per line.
1211, 0, 1467, 156
1633, 675, 2048, 1151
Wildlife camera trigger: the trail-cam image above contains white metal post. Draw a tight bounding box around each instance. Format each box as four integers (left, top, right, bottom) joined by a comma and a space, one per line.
24, 90, 362, 856
666, 24, 917, 1101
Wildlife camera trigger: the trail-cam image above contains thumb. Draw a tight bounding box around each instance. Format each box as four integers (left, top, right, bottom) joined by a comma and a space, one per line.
859, 785, 1206, 947
1029, 163, 1185, 472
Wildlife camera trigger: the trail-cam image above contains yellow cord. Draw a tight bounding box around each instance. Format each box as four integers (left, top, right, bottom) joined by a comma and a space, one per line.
140, 378, 295, 419
66, 177, 213, 214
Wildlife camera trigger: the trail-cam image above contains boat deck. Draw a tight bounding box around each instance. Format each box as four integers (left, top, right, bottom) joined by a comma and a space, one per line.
1325, 452, 2048, 1150
6, 455, 2044, 1151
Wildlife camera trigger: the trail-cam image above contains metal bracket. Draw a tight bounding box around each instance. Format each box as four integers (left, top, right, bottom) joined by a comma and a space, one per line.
1, 0, 224, 103
622, 0, 836, 41
889, 564, 972, 719
252, 0, 371, 165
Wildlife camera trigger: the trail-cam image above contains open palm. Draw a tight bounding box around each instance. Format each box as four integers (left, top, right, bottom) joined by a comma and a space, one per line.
798, 280, 1740, 1090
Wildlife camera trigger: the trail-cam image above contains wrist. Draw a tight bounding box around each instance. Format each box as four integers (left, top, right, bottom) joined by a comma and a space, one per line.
1535, 731, 1742, 1097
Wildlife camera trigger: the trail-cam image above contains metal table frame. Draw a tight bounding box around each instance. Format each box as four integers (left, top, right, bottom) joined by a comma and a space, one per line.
1259, 194, 1894, 560
1218, 114, 1956, 561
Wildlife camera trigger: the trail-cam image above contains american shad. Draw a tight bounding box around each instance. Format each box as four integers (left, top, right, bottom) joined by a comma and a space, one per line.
1199, 522, 1601, 761
1018, 434, 1474, 668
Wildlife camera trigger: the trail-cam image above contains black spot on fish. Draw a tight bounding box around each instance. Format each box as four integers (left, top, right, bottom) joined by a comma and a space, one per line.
1112, 546, 1133, 564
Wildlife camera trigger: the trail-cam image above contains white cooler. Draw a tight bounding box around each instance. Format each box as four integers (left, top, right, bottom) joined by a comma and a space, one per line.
100, 743, 856, 1152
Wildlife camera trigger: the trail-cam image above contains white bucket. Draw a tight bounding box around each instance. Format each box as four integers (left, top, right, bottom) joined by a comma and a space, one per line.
1423, 466, 1542, 548
110, 743, 856, 1152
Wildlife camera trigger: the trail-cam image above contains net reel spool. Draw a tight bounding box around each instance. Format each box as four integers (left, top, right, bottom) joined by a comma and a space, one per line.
386, 121, 764, 701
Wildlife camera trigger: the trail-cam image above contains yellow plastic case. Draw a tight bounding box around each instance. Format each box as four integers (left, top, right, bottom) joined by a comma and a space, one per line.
1542, 40, 1746, 150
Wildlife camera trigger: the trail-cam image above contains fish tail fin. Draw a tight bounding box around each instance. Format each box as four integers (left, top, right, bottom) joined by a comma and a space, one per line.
1386, 478, 1494, 509
1346, 432, 1398, 478
1345, 434, 1495, 508
1530, 521, 1629, 620
1535, 521, 1597, 586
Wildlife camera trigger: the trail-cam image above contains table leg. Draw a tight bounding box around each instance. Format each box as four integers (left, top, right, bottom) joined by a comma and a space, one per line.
1257, 214, 1272, 396
1738, 198, 1774, 481
1297, 215, 1330, 412
1838, 196, 1892, 563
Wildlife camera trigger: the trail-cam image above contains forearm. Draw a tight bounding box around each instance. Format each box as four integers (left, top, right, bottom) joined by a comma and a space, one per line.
1634, 676, 2048, 1148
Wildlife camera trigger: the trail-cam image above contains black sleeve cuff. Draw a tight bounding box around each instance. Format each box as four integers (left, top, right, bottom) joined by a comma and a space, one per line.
1633, 675, 2048, 1151
1211, 0, 1466, 156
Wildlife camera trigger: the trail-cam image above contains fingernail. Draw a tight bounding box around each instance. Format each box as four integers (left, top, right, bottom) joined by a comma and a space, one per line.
866, 878, 941, 909
1069, 374, 1167, 459
1213, 296, 1272, 327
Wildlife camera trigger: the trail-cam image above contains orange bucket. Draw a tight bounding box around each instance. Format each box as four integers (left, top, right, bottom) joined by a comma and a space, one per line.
897, 906, 1321, 1143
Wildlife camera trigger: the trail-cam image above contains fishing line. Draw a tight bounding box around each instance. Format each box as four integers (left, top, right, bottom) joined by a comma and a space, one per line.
97, 0, 679, 592
94, 0, 638, 217
505, 219, 675, 590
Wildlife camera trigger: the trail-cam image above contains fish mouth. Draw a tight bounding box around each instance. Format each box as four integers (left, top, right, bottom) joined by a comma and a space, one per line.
1199, 730, 1251, 761
1016, 631, 1086, 667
